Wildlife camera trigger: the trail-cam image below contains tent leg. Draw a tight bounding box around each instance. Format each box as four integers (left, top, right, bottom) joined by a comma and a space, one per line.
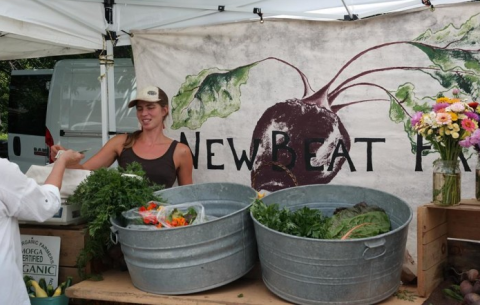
100, 54, 109, 146
106, 41, 116, 140
99, 40, 116, 146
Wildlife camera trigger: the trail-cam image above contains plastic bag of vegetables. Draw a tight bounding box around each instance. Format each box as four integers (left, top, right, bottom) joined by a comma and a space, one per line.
157, 202, 206, 228
121, 201, 168, 229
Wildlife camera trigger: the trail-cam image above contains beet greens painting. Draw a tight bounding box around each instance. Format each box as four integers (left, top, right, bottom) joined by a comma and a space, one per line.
170, 14, 480, 192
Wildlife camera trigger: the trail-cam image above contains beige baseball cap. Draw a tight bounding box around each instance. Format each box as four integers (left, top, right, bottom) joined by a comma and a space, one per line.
128, 86, 169, 108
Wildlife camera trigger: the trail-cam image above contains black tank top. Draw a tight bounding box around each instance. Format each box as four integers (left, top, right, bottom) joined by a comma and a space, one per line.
118, 140, 178, 188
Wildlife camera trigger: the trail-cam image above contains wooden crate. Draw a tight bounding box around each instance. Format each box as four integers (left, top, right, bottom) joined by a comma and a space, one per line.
417, 200, 480, 297
20, 224, 89, 285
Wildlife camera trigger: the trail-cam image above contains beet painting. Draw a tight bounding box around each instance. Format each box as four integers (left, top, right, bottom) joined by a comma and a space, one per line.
131, 2, 480, 257
165, 13, 480, 192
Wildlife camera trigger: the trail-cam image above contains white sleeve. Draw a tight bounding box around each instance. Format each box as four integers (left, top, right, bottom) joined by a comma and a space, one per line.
0, 159, 61, 222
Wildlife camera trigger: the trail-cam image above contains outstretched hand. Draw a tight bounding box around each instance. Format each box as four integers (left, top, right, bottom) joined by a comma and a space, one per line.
55, 149, 84, 166
50, 145, 66, 161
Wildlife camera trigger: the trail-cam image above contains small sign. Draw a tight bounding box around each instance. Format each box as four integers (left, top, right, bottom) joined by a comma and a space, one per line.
21, 235, 61, 288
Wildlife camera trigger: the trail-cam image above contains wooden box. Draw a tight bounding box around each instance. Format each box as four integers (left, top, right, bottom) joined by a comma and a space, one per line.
417, 200, 480, 297
20, 224, 89, 285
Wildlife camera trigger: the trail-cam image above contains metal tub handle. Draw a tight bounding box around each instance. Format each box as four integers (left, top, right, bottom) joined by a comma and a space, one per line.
362, 238, 386, 260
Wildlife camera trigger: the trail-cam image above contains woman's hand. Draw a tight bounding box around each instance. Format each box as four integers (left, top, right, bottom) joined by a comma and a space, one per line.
55, 149, 85, 167
50, 144, 66, 161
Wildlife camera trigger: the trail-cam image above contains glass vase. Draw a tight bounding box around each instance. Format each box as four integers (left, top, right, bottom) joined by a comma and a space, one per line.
476, 155, 480, 201
432, 159, 461, 207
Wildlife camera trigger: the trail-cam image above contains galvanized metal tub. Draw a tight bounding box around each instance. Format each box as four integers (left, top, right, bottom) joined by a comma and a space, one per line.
110, 182, 257, 295
252, 184, 412, 305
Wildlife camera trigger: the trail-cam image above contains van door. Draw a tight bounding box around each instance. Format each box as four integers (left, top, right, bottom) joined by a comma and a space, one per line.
8, 70, 53, 173
46, 59, 137, 162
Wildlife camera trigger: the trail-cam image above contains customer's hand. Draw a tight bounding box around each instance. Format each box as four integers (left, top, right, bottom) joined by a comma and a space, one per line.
55, 149, 84, 167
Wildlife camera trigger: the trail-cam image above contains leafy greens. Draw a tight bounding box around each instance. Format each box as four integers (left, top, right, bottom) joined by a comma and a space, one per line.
251, 200, 391, 240
67, 162, 164, 279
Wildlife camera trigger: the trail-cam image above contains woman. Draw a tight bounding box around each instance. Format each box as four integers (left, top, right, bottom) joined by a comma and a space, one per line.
0, 118, 84, 304
50, 86, 193, 187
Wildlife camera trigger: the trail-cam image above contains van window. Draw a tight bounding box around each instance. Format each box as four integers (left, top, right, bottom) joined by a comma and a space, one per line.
8, 73, 52, 136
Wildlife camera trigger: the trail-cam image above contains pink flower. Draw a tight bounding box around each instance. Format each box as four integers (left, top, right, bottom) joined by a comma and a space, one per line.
462, 118, 477, 132
411, 112, 423, 127
465, 111, 479, 121
433, 103, 449, 112
470, 129, 480, 144
452, 88, 460, 96
436, 113, 451, 125
459, 138, 471, 147
460, 129, 480, 148
449, 102, 465, 112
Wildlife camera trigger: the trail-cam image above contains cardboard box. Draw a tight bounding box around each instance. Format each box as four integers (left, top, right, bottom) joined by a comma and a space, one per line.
417, 200, 480, 297
20, 204, 84, 226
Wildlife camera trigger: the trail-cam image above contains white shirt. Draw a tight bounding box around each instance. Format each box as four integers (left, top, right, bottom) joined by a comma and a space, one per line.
0, 159, 61, 305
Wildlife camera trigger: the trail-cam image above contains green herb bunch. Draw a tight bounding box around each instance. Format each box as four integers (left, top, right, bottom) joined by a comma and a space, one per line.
250, 199, 329, 239
67, 162, 164, 278
251, 199, 391, 240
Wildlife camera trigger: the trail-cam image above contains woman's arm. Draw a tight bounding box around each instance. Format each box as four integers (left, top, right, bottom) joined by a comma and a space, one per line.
50, 134, 127, 171
174, 142, 193, 186
81, 134, 127, 170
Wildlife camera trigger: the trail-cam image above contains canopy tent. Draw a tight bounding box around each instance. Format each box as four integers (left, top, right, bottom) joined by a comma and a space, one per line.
0, 0, 472, 60
0, 0, 474, 144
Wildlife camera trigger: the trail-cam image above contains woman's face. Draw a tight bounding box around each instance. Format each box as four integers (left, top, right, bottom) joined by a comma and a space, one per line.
135, 101, 168, 129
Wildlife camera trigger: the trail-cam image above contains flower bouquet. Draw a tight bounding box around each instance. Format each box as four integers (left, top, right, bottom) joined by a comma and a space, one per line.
411, 91, 480, 206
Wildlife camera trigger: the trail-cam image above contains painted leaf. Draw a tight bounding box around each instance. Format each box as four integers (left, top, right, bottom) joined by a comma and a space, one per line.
389, 83, 417, 123
421, 69, 480, 101
410, 13, 480, 74
391, 83, 435, 154
171, 63, 257, 130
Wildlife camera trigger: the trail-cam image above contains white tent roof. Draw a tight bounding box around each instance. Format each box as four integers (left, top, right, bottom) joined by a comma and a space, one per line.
0, 0, 472, 60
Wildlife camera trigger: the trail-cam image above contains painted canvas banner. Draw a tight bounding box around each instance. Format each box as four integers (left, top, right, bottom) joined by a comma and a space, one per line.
130, 2, 480, 260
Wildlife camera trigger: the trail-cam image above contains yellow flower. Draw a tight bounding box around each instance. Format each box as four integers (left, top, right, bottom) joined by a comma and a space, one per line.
449, 112, 458, 121
257, 192, 265, 199
436, 97, 450, 104
451, 132, 460, 139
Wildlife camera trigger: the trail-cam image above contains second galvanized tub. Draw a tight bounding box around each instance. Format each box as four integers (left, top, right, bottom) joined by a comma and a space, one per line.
110, 182, 257, 295
252, 184, 412, 305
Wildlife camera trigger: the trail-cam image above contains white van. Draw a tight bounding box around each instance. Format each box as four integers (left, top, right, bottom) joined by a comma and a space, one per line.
8, 59, 138, 172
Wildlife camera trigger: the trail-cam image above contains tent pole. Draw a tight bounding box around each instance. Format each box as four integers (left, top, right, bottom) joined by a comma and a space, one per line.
106, 40, 116, 142
101, 0, 116, 146
341, 0, 354, 20
100, 52, 109, 146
